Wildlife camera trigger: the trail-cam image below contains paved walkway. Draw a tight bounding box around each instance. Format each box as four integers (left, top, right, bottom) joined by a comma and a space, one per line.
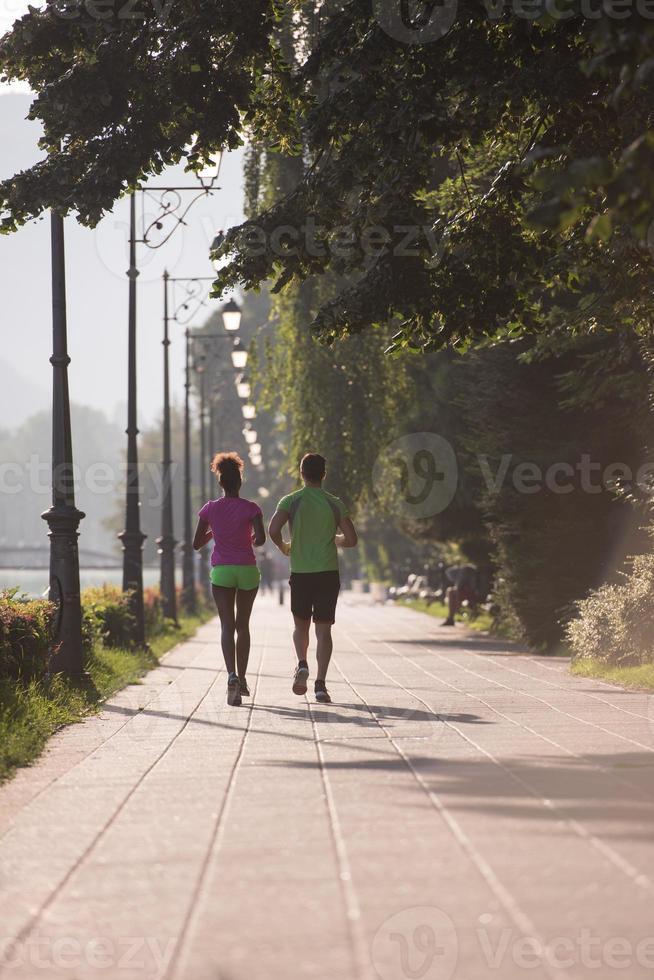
1, 594, 654, 980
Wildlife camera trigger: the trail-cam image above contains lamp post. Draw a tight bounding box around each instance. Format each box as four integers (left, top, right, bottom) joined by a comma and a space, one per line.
186, 319, 243, 599
182, 328, 196, 613
156, 268, 177, 624
41, 212, 85, 675
119, 160, 222, 645
194, 357, 210, 598
118, 192, 147, 647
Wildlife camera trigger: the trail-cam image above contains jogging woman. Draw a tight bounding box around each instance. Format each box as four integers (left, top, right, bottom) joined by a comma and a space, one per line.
193, 452, 266, 706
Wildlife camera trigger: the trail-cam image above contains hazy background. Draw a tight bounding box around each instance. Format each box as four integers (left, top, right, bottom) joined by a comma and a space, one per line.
0, 0, 245, 428
0, 2, 246, 577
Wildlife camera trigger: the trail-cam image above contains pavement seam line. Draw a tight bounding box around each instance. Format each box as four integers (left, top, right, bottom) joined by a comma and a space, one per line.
0, 650, 228, 977
333, 626, 576, 980
305, 691, 372, 980
371, 608, 654, 753
351, 608, 654, 802
392, 606, 652, 721
0, 622, 221, 842
343, 616, 654, 899
165, 631, 268, 980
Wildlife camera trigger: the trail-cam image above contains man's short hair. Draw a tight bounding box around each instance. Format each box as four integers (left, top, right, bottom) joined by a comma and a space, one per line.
300, 453, 326, 482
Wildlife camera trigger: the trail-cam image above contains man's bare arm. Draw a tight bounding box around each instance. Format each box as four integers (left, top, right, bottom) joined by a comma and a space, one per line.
268, 509, 291, 557
335, 516, 358, 549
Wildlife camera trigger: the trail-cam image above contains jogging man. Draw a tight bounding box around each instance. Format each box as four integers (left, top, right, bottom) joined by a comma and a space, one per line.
268, 453, 358, 703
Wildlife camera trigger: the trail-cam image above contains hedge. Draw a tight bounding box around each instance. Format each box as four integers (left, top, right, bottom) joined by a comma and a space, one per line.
0, 591, 56, 681
567, 548, 654, 666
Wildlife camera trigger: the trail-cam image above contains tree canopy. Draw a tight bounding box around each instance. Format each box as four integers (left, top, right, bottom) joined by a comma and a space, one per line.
2, 2, 654, 350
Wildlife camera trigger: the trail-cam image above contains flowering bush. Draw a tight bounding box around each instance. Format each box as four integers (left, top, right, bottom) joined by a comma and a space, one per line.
81, 586, 136, 650
567, 549, 654, 666
0, 591, 56, 681
143, 587, 165, 636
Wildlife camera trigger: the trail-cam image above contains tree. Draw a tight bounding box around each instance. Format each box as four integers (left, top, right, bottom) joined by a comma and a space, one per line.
458, 331, 652, 647
2, 4, 654, 351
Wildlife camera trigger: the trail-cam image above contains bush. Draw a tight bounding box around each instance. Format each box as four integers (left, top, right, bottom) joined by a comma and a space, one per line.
567, 550, 654, 666
144, 587, 165, 636
81, 586, 136, 649
0, 591, 56, 681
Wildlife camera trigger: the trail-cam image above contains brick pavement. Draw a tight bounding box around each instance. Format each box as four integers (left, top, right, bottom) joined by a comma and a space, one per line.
1, 593, 653, 980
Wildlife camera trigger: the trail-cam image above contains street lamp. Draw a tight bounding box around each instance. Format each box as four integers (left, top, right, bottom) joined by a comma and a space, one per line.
120, 166, 223, 646
161, 274, 225, 616
221, 299, 242, 333
242, 404, 256, 421
183, 328, 197, 613
236, 373, 251, 400
186, 328, 243, 599
231, 338, 248, 370
243, 427, 258, 445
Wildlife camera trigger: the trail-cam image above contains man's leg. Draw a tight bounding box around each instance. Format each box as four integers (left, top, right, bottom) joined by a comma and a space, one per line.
292, 615, 311, 695
315, 622, 333, 681
293, 615, 311, 662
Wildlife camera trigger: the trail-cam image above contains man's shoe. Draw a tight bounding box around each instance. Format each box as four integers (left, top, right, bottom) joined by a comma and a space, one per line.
314, 680, 332, 704
239, 678, 250, 697
293, 661, 310, 695
442, 617, 456, 627
227, 673, 242, 706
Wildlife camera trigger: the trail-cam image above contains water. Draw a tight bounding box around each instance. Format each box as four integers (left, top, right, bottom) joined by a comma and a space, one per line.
0, 567, 171, 599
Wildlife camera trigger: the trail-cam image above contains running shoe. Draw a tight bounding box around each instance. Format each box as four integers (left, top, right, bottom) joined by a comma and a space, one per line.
227, 673, 242, 707
293, 660, 310, 695
239, 678, 250, 697
314, 680, 332, 704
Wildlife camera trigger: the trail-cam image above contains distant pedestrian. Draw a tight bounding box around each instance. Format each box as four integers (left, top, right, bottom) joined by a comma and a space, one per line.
193, 452, 266, 705
268, 453, 358, 703
442, 563, 479, 626
259, 550, 274, 594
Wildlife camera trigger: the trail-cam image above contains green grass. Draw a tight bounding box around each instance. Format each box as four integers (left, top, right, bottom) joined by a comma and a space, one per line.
0, 610, 213, 784
397, 598, 496, 634
571, 657, 654, 691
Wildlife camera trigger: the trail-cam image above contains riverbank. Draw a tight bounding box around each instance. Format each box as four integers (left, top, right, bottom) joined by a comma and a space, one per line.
0, 567, 166, 599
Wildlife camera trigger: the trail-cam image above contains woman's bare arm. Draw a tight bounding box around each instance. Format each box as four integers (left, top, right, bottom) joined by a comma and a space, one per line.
193, 518, 213, 551
251, 514, 266, 548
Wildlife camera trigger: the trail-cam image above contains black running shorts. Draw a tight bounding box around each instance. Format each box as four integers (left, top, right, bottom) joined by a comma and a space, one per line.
289, 571, 341, 624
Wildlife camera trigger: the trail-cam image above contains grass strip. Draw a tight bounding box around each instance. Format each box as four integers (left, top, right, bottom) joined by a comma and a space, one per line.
397, 597, 496, 634
571, 657, 654, 692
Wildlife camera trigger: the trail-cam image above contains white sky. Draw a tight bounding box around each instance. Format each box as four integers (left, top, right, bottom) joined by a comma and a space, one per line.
0, 2, 245, 429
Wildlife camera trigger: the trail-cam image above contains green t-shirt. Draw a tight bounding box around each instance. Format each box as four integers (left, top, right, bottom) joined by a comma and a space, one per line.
277, 486, 349, 573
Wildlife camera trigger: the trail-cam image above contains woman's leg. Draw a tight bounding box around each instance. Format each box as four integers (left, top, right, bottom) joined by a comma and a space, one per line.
235, 587, 258, 680
212, 585, 237, 674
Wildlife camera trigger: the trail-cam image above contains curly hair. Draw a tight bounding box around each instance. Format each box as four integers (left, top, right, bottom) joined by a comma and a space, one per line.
211, 451, 244, 493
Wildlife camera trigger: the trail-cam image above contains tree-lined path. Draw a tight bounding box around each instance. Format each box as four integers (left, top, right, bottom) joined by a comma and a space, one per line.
1, 597, 653, 980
